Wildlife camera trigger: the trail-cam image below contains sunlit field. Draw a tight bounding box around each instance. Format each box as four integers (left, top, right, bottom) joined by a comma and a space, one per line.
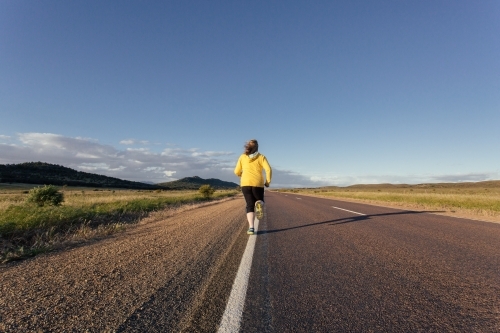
0, 184, 229, 209
277, 181, 500, 222
0, 184, 238, 262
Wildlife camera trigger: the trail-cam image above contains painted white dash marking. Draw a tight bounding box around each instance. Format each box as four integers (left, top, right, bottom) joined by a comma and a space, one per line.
218, 218, 259, 333
296, 198, 301, 200
332, 206, 366, 216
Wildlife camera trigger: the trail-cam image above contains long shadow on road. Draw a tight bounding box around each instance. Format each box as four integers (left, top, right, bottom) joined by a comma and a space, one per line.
259, 210, 446, 235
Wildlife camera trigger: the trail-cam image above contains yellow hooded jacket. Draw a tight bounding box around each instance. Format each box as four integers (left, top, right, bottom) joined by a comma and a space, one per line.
234, 153, 272, 187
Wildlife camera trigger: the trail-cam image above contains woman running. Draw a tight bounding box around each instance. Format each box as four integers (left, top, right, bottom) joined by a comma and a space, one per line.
234, 139, 272, 235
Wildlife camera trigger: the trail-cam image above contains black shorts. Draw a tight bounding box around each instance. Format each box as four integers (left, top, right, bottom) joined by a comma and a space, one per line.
241, 186, 264, 213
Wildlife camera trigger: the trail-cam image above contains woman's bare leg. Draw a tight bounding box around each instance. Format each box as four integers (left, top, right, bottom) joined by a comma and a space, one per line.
246, 212, 255, 228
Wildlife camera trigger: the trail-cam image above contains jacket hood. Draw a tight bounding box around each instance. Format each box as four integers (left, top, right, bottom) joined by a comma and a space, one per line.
248, 152, 260, 159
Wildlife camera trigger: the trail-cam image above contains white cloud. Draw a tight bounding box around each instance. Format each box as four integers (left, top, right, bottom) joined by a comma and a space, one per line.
126, 148, 150, 152
0, 133, 239, 184
120, 139, 135, 145
79, 163, 126, 172
0, 135, 11, 140
269, 169, 326, 188
191, 151, 233, 157
299, 172, 500, 188
428, 173, 497, 183
120, 139, 150, 145
75, 152, 100, 159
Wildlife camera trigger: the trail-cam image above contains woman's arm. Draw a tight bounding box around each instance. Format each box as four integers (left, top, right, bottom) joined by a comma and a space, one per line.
234, 156, 243, 177
262, 156, 272, 185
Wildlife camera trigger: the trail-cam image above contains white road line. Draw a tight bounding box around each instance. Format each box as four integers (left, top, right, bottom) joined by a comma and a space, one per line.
217, 218, 259, 333
296, 198, 301, 199
332, 206, 366, 216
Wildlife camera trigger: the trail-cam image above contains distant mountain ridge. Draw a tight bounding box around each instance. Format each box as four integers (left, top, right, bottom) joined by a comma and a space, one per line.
322, 180, 500, 190
0, 162, 238, 190
0, 162, 162, 189
158, 176, 239, 190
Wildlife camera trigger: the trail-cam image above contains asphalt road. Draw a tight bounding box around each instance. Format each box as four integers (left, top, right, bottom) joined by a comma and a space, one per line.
241, 192, 500, 332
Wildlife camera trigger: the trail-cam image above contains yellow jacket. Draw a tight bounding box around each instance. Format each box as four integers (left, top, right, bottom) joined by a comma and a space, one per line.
234, 153, 272, 187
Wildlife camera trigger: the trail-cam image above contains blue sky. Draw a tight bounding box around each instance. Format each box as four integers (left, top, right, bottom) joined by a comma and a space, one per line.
1, 1, 499, 187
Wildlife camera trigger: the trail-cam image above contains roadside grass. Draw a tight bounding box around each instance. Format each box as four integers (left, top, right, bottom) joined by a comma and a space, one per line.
0, 185, 238, 263
278, 183, 500, 221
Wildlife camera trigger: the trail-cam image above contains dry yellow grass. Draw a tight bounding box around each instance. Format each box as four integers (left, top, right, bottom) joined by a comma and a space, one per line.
280, 181, 500, 223
0, 186, 231, 209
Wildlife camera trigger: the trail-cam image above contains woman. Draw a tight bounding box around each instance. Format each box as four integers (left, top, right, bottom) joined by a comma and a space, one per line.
234, 139, 272, 235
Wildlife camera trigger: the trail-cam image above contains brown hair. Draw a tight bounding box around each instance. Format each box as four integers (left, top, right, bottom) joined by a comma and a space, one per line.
244, 139, 259, 155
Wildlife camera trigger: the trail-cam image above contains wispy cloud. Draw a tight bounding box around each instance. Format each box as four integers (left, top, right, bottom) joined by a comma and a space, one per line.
191, 150, 233, 157
0, 133, 237, 183
119, 139, 150, 145
119, 139, 135, 145
1, 133, 497, 187
307, 172, 500, 187
270, 169, 332, 188
428, 173, 497, 183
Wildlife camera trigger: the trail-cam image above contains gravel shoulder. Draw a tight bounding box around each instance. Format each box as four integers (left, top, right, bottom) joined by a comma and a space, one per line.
0, 197, 247, 332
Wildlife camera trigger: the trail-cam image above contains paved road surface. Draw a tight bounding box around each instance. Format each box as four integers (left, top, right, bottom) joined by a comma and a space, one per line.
242, 192, 500, 332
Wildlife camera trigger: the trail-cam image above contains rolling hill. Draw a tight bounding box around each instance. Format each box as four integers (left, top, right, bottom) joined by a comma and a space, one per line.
321, 180, 500, 190
158, 176, 239, 190
0, 162, 162, 189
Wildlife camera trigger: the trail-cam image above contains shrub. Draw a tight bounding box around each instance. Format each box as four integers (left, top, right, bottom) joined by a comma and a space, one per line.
26, 185, 64, 207
199, 184, 215, 198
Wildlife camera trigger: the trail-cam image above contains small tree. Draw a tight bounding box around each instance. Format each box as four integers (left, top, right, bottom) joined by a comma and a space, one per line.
26, 185, 64, 207
199, 184, 215, 198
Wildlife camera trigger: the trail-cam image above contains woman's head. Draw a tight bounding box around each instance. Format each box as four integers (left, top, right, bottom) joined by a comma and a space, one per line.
244, 139, 259, 155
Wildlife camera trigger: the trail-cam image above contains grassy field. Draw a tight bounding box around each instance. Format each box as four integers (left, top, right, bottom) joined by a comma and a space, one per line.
0, 184, 238, 262
277, 181, 500, 222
